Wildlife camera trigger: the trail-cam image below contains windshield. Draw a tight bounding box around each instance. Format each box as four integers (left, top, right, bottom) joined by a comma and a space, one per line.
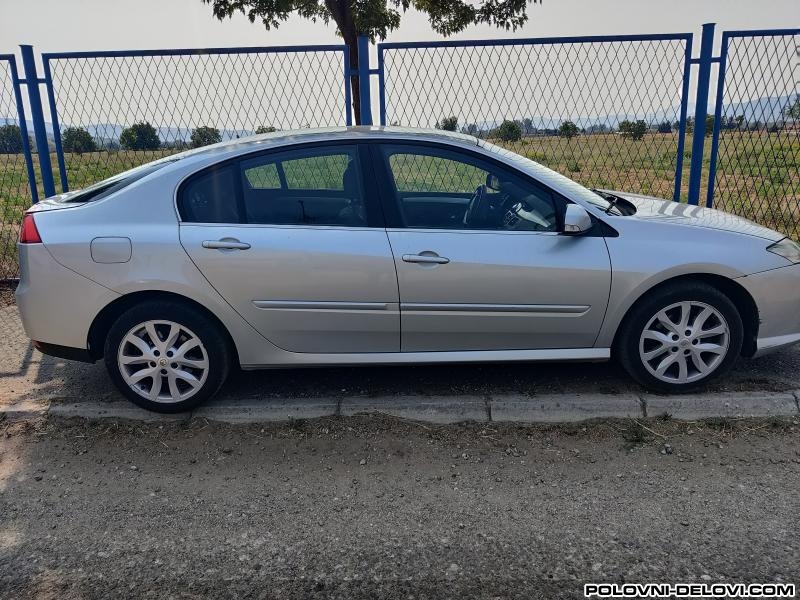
478, 141, 623, 216
54, 158, 178, 204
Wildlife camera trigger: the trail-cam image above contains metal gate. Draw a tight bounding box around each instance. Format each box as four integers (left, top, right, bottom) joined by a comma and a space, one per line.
377, 33, 694, 203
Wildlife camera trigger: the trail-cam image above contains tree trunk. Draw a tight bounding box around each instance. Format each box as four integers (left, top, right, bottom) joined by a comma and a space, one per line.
326, 0, 361, 124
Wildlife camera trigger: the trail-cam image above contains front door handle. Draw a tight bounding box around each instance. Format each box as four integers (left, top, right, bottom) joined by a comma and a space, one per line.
202, 239, 251, 250
402, 253, 450, 265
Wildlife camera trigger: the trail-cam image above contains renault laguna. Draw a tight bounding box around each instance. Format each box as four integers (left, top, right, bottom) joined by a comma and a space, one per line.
16, 127, 800, 412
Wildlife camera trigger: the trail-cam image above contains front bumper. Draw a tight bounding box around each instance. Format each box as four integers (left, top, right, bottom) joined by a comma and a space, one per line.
737, 263, 800, 357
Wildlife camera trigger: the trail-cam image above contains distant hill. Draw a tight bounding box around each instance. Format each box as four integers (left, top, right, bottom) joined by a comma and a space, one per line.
2, 93, 794, 144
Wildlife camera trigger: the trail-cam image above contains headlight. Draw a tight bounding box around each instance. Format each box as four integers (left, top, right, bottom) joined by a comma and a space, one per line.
767, 238, 800, 264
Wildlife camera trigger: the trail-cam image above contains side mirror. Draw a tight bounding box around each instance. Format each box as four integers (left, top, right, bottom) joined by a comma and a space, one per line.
563, 204, 593, 235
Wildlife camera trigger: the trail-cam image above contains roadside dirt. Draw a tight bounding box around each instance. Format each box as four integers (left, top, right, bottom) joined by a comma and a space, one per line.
0, 282, 15, 307
1, 414, 798, 599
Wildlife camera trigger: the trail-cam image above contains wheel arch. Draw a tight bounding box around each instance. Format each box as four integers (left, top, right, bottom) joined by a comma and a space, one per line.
87, 290, 240, 364
611, 273, 759, 357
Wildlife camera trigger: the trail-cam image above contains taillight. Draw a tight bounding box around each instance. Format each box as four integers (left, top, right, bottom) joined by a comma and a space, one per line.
19, 214, 42, 244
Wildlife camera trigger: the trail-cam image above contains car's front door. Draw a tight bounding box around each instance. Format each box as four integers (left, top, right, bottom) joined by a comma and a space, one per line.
372, 143, 612, 352
179, 143, 399, 353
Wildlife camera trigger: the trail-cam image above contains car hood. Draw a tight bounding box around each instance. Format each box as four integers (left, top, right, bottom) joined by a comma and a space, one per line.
604, 191, 785, 242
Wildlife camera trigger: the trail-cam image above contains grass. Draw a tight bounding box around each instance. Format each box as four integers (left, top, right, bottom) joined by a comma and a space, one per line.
0, 129, 798, 280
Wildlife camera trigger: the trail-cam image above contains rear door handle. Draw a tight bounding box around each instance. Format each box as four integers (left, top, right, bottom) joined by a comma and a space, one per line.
202, 239, 251, 250
402, 253, 450, 265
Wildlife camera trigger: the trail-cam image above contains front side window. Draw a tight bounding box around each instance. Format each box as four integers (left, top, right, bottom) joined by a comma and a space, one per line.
380, 145, 560, 232
179, 145, 368, 226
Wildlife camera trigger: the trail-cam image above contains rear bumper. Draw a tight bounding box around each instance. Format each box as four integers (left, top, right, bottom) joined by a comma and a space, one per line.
15, 243, 119, 351
737, 263, 800, 358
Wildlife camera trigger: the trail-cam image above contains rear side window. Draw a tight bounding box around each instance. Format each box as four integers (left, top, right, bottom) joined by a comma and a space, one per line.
178, 164, 242, 223
179, 145, 368, 227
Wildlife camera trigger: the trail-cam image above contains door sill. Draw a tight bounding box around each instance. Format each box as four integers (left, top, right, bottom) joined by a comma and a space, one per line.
241, 347, 610, 369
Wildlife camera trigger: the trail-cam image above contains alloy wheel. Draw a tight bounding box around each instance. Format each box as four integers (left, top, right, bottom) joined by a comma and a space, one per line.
117, 320, 209, 403
638, 301, 730, 384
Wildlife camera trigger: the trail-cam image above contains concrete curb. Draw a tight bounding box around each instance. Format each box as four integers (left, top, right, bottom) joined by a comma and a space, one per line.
341, 395, 488, 424
641, 390, 800, 420
4, 389, 797, 425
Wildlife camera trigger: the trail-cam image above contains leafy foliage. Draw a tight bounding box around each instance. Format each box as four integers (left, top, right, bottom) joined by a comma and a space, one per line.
0, 124, 23, 154
495, 120, 522, 142
191, 126, 222, 148
657, 121, 672, 134
704, 114, 715, 137
255, 125, 278, 134
437, 116, 458, 131
119, 122, 160, 150
783, 97, 800, 120
558, 120, 579, 139
61, 127, 97, 154
619, 119, 647, 141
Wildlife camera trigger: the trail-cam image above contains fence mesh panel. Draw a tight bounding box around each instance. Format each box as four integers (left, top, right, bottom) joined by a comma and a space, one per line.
0, 58, 30, 282
712, 33, 799, 239
380, 37, 690, 201
46, 48, 349, 192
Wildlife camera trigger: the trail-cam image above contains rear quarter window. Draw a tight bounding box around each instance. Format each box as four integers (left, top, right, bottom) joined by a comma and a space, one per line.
178, 164, 242, 223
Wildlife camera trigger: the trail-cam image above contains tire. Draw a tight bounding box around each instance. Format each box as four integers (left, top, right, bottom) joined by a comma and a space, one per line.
105, 300, 232, 413
616, 282, 744, 394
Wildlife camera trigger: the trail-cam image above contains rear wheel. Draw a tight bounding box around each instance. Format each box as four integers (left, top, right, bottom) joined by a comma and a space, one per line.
105, 301, 231, 413
617, 282, 743, 393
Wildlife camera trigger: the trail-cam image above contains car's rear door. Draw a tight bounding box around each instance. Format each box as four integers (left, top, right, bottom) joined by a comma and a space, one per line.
372, 142, 612, 353
179, 143, 400, 354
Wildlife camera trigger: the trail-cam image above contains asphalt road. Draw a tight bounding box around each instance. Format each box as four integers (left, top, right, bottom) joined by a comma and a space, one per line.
1, 415, 798, 599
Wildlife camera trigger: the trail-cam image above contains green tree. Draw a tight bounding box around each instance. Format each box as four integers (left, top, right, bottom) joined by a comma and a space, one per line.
190, 126, 222, 148
0, 124, 23, 154
619, 119, 647, 141
61, 127, 97, 154
704, 114, 715, 137
784, 97, 800, 120
119, 122, 160, 150
558, 120, 579, 139
657, 120, 672, 134
496, 119, 522, 142
204, 0, 539, 124
436, 116, 458, 131
255, 125, 278, 134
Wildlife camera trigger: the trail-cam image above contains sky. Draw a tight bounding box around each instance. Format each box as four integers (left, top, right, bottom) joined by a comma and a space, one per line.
0, 0, 797, 132
1, 0, 797, 55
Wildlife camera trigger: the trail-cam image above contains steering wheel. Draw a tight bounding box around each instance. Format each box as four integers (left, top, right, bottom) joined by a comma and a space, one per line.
462, 184, 487, 227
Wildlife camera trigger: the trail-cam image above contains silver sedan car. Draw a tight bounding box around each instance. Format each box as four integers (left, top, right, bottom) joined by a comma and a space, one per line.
16, 127, 800, 412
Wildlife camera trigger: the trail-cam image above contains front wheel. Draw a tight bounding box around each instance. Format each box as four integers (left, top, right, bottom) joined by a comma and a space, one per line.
617, 282, 744, 393
105, 301, 232, 413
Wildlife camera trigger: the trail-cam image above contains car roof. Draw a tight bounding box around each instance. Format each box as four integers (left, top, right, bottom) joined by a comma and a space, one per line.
169, 126, 481, 165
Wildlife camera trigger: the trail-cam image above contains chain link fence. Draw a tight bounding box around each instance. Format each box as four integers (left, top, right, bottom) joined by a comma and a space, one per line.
710, 31, 799, 239
379, 35, 692, 202
1, 55, 35, 283
1, 55, 34, 358
44, 46, 351, 194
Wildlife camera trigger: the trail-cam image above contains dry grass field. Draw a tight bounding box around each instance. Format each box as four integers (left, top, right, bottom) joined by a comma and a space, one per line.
0, 130, 797, 280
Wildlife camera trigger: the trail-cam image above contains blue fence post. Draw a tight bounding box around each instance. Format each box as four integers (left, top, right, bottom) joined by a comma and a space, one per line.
672, 35, 693, 202
377, 45, 386, 126
687, 23, 715, 206
4, 56, 38, 204
20, 45, 56, 199
706, 33, 730, 208
357, 35, 373, 126
342, 46, 353, 126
